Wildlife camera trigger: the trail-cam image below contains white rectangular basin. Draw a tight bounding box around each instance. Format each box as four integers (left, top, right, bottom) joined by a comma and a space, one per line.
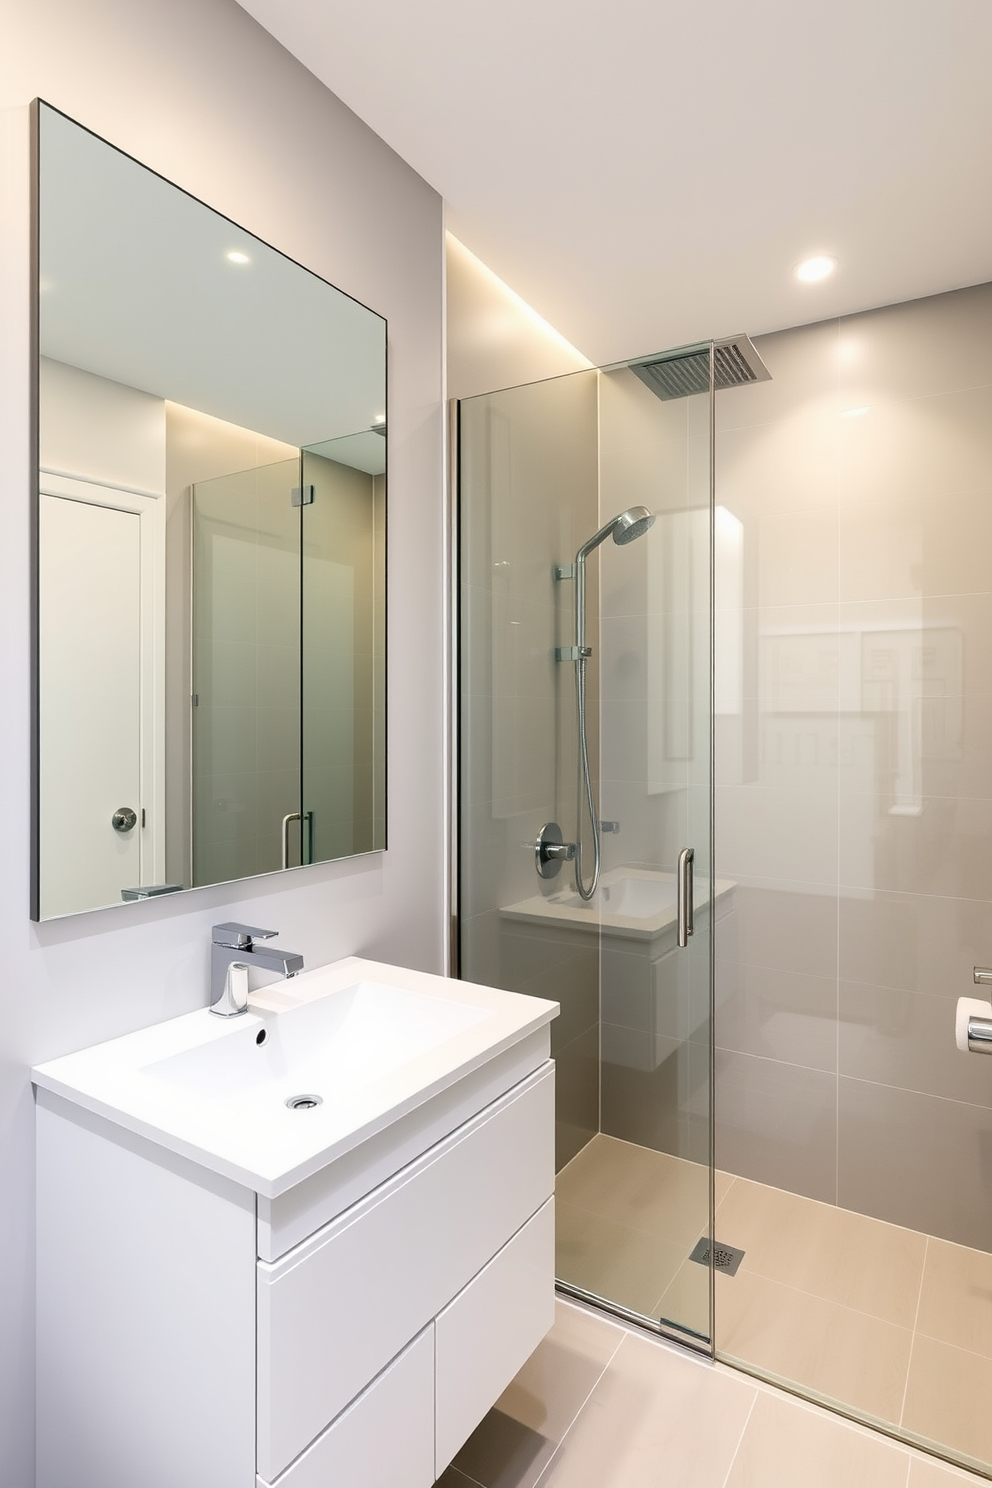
144, 981, 492, 1101
32, 957, 558, 1197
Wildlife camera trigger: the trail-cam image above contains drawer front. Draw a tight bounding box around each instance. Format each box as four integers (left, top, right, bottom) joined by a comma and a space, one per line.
257, 1326, 435, 1488
435, 1198, 556, 1476
257, 1062, 555, 1481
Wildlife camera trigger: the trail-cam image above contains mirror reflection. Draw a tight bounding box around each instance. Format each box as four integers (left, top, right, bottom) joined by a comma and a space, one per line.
35, 103, 386, 921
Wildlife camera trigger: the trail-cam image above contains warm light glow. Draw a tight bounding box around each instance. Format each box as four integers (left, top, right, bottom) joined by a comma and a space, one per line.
372, 414, 385, 425
841, 406, 869, 418
795, 255, 837, 283
226, 250, 250, 265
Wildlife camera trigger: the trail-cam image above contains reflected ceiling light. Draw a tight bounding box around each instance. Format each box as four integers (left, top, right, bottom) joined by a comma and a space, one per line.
841, 406, 869, 418
795, 255, 837, 283
226, 249, 250, 265
372, 413, 385, 424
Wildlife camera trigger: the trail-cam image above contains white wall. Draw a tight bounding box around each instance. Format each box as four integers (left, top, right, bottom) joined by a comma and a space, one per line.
446, 232, 590, 400
0, 3, 444, 1483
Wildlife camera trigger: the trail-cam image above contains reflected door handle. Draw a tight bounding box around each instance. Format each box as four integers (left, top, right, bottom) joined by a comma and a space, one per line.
112, 807, 137, 833
281, 812, 301, 869
677, 847, 695, 949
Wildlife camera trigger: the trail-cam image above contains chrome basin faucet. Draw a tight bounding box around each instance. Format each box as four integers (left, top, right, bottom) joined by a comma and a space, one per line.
209, 922, 304, 1016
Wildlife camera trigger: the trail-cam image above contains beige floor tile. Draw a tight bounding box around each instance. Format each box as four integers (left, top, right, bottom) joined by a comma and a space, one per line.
555, 1200, 686, 1319
724, 1389, 912, 1488
654, 1258, 713, 1343
536, 1332, 756, 1488
916, 1238, 992, 1360
452, 1301, 624, 1488
716, 1177, 927, 1328
715, 1169, 738, 1209
556, 1135, 710, 1251
909, 1452, 992, 1486
902, 1336, 992, 1470
717, 1269, 914, 1424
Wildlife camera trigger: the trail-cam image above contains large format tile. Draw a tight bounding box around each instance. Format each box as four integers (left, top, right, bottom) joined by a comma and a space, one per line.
839, 791, 992, 902
839, 981, 992, 1105
716, 784, 838, 889
838, 888, 992, 998
555, 1201, 685, 1320
535, 1332, 756, 1488
716, 1178, 926, 1328
717, 1268, 914, 1424
909, 1453, 992, 1487
555, 1136, 709, 1252
723, 1388, 912, 1488
902, 1336, 992, 1469
715, 1049, 837, 1203
916, 1238, 992, 1360
732, 882, 838, 981
838, 1078, 992, 1252
452, 1301, 624, 1488
715, 962, 837, 1073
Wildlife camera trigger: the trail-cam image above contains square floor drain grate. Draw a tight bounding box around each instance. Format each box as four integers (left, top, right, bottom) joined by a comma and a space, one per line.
688, 1237, 745, 1276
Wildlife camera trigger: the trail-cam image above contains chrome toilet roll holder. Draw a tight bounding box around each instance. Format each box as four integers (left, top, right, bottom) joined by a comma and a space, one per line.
957, 968, 992, 1054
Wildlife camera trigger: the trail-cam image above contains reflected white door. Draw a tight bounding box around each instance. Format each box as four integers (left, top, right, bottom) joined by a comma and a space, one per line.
40, 493, 142, 917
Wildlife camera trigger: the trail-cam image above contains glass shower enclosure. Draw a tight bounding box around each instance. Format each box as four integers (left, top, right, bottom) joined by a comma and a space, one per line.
456, 346, 719, 1346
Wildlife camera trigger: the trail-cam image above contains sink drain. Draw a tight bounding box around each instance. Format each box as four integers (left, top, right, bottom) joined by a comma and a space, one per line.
286, 1094, 323, 1111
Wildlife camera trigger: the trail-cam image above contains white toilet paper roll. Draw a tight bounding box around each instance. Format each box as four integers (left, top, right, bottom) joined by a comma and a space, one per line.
955, 996, 992, 1052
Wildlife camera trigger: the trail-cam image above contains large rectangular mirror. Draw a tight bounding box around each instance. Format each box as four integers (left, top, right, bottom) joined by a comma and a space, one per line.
33, 102, 387, 920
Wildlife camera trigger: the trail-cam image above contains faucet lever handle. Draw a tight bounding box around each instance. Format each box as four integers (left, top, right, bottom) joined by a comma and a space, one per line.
211, 921, 277, 948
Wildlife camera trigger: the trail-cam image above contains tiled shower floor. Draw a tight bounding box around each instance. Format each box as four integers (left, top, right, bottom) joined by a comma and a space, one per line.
552, 1134, 992, 1474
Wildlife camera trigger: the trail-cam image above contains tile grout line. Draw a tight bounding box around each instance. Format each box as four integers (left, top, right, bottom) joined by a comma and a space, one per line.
898, 1233, 929, 1428
529, 1323, 630, 1488
716, 1386, 760, 1488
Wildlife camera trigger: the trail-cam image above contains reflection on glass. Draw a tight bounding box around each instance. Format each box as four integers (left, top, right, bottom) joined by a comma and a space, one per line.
35, 101, 386, 919
458, 352, 717, 1347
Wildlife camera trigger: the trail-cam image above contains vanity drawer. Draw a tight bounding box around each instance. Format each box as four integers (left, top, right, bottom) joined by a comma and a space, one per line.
256, 1326, 435, 1488
257, 1062, 555, 1482
435, 1197, 555, 1475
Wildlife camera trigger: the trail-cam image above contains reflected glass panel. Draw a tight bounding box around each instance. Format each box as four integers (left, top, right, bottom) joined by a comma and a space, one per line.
35, 101, 386, 919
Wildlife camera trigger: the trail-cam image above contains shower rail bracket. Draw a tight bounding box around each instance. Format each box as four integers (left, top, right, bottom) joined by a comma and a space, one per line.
553, 563, 575, 581
555, 645, 592, 663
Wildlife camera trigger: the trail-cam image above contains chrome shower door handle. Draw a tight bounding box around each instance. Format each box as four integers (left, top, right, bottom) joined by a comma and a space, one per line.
677, 847, 695, 949
281, 812, 301, 869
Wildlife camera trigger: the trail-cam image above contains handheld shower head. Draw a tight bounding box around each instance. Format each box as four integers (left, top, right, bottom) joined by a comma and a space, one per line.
576, 505, 656, 561
611, 505, 656, 545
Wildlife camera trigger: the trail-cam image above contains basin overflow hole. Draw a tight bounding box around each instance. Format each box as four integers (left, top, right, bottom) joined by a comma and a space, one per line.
255, 1029, 267, 1046
688, 1238, 745, 1276
286, 1094, 323, 1111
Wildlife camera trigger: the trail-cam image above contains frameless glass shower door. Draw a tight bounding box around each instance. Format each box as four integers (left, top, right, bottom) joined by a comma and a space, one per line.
457, 348, 716, 1347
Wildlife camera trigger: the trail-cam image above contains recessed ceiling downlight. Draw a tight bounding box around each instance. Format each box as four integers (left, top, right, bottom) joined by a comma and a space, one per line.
795, 255, 837, 283
226, 250, 250, 265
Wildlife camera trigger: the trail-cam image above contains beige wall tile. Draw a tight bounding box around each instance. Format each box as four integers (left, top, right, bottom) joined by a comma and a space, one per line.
839, 981, 992, 1105
732, 884, 838, 980
716, 1178, 926, 1328
716, 962, 838, 1072
836, 283, 992, 405
724, 1389, 911, 1488
716, 1049, 837, 1201
902, 1336, 992, 1469
916, 1238, 992, 1360
839, 889, 992, 997
536, 1333, 756, 1488
716, 785, 838, 888
838, 1079, 992, 1250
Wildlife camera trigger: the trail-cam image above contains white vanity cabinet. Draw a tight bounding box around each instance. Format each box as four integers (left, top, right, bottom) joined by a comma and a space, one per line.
34, 959, 558, 1488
